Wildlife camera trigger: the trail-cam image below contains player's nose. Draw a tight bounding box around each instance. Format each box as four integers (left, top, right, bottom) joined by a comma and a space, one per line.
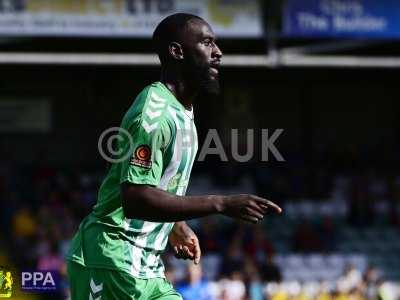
213, 43, 223, 60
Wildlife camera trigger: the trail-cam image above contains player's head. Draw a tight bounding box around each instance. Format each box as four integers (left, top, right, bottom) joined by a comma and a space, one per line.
153, 13, 223, 94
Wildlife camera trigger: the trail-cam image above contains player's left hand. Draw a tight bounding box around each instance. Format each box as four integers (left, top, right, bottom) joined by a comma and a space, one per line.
169, 221, 201, 265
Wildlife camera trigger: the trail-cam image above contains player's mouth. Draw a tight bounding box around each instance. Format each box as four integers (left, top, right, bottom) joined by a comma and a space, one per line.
209, 62, 220, 77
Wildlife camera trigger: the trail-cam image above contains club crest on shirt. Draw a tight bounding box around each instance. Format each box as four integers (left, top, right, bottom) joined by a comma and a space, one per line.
130, 145, 152, 169
167, 173, 189, 191
167, 173, 181, 190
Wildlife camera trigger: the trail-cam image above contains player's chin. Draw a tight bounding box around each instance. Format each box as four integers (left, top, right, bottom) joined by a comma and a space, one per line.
201, 77, 220, 95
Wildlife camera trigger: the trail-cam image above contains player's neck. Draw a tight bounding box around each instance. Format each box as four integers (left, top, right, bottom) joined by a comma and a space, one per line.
160, 70, 197, 110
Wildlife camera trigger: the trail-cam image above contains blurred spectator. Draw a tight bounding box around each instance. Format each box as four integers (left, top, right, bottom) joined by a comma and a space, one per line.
337, 264, 363, 293
220, 225, 246, 276
198, 217, 223, 254
243, 257, 264, 300
177, 262, 215, 300
12, 207, 37, 239
260, 255, 282, 283
37, 240, 64, 272
219, 271, 246, 300
316, 281, 332, 300
364, 266, 381, 300
377, 280, 398, 300
269, 284, 289, 300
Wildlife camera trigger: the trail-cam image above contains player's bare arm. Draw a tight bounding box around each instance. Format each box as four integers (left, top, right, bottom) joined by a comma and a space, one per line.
121, 183, 282, 223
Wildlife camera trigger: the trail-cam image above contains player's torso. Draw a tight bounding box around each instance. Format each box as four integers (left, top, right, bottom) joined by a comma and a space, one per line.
97, 82, 198, 214
68, 82, 198, 277
120, 85, 198, 252
121, 82, 198, 246
162, 102, 198, 196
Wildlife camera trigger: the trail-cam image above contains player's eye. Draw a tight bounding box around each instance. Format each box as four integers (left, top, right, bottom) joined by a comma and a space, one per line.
203, 39, 212, 47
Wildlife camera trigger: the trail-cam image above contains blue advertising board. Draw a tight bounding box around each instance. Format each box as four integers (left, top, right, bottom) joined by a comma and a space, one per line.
283, 0, 400, 39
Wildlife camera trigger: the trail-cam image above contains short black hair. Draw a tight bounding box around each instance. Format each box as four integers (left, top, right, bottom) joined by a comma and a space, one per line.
152, 13, 204, 64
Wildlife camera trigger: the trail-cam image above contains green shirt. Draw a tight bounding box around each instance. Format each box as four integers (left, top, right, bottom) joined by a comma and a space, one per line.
67, 82, 198, 279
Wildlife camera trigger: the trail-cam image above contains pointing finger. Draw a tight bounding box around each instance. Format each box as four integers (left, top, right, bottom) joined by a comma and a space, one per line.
264, 200, 282, 213
251, 195, 282, 213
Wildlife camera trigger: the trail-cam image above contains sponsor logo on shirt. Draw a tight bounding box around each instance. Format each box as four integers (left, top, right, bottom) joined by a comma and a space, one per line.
130, 145, 152, 169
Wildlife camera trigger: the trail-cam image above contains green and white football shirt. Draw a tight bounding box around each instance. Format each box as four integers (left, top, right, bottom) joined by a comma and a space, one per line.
67, 82, 198, 279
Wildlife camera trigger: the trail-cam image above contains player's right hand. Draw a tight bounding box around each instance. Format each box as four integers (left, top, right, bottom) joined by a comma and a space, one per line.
219, 194, 282, 223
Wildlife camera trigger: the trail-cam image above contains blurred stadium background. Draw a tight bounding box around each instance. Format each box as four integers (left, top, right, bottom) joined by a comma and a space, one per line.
0, 0, 400, 299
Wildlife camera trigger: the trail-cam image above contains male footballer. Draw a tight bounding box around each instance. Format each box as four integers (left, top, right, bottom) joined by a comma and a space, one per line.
67, 13, 281, 300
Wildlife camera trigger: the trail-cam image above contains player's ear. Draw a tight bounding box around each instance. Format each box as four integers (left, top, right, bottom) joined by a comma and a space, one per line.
169, 42, 184, 61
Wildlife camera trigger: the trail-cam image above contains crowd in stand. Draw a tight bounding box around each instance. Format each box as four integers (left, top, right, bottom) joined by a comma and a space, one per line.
1, 148, 399, 299
167, 259, 398, 300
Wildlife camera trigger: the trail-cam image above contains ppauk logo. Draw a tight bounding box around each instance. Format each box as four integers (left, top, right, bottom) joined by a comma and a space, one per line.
21, 271, 60, 292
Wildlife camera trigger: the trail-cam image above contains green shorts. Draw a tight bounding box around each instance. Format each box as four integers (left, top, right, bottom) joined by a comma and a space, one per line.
67, 261, 182, 300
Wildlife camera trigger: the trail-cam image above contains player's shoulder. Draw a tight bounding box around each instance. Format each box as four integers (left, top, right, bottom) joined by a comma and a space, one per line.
122, 82, 176, 132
